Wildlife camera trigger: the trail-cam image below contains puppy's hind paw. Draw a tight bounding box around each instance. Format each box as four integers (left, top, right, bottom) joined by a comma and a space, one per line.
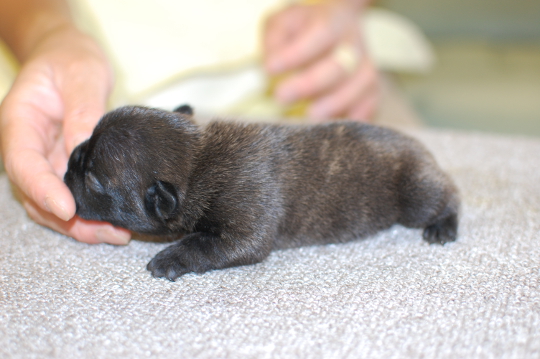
423, 214, 458, 245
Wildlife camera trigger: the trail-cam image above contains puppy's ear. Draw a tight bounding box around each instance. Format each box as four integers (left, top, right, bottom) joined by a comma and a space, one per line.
145, 180, 179, 221
173, 104, 194, 116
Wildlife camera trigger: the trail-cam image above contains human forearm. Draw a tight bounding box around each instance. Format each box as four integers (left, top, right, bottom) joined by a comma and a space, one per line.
0, 0, 72, 61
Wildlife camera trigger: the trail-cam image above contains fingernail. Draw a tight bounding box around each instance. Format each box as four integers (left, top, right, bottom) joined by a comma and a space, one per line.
45, 196, 72, 221
95, 227, 131, 245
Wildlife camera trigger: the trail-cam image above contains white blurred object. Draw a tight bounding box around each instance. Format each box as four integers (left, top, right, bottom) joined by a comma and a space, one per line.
332, 44, 360, 75
69, 0, 288, 103
364, 8, 435, 73
142, 7, 436, 115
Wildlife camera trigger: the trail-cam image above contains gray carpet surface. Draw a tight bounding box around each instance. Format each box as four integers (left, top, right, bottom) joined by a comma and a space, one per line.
1, 128, 539, 359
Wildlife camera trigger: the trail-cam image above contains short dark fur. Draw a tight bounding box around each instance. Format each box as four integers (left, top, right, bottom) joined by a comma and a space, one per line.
64, 105, 459, 281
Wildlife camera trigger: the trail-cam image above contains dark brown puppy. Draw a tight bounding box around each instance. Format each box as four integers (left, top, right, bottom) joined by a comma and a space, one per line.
64, 105, 459, 281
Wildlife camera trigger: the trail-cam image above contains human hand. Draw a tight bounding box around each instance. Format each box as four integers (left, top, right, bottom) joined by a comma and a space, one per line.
263, 0, 379, 122
0, 25, 131, 244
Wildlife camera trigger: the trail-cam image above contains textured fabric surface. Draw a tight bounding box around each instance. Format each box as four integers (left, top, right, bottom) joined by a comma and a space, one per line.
1, 129, 539, 359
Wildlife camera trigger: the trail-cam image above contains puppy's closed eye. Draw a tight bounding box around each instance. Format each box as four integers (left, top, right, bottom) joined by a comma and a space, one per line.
85, 172, 105, 194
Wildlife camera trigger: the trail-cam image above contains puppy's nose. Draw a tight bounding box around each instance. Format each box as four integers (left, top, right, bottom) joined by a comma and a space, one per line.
68, 141, 89, 169
63, 166, 76, 189
65, 143, 86, 186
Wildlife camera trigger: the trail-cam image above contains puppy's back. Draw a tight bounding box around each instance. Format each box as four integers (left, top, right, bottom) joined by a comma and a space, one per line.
192, 120, 456, 250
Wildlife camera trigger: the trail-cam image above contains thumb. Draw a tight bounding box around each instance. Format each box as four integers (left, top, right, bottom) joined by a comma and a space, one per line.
61, 64, 112, 155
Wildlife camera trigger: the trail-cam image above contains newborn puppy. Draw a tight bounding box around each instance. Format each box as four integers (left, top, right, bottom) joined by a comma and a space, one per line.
64, 105, 459, 281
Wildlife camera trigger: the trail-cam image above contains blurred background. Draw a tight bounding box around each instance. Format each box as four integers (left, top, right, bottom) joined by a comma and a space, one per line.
1, 0, 538, 138
380, 0, 540, 137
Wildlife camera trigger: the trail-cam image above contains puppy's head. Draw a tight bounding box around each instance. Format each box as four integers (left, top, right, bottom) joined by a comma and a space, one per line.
64, 105, 199, 234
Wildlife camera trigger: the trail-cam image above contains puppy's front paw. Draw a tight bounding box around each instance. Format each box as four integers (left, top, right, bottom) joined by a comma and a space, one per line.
146, 233, 216, 281
146, 232, 270, 280
147, 246, 191, 281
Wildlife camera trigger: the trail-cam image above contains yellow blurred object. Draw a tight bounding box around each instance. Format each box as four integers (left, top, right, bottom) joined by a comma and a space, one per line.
266, 73, 311, 119
0, 40, 18, 102
265, 0, 325, 119
283, 100, 310, 118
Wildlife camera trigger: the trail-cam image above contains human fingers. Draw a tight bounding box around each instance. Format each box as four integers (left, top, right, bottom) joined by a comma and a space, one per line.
345, 90, 379, 122
58, 34, 113, 154
0, 85, 76, 221
22, 193, 131, 245
274, 44, 360, 104
265, 4, 350, 74
307, 57, 379, 122
3, 126, 130, 245
263, 4, 308, 58
266, 21, 336, 75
